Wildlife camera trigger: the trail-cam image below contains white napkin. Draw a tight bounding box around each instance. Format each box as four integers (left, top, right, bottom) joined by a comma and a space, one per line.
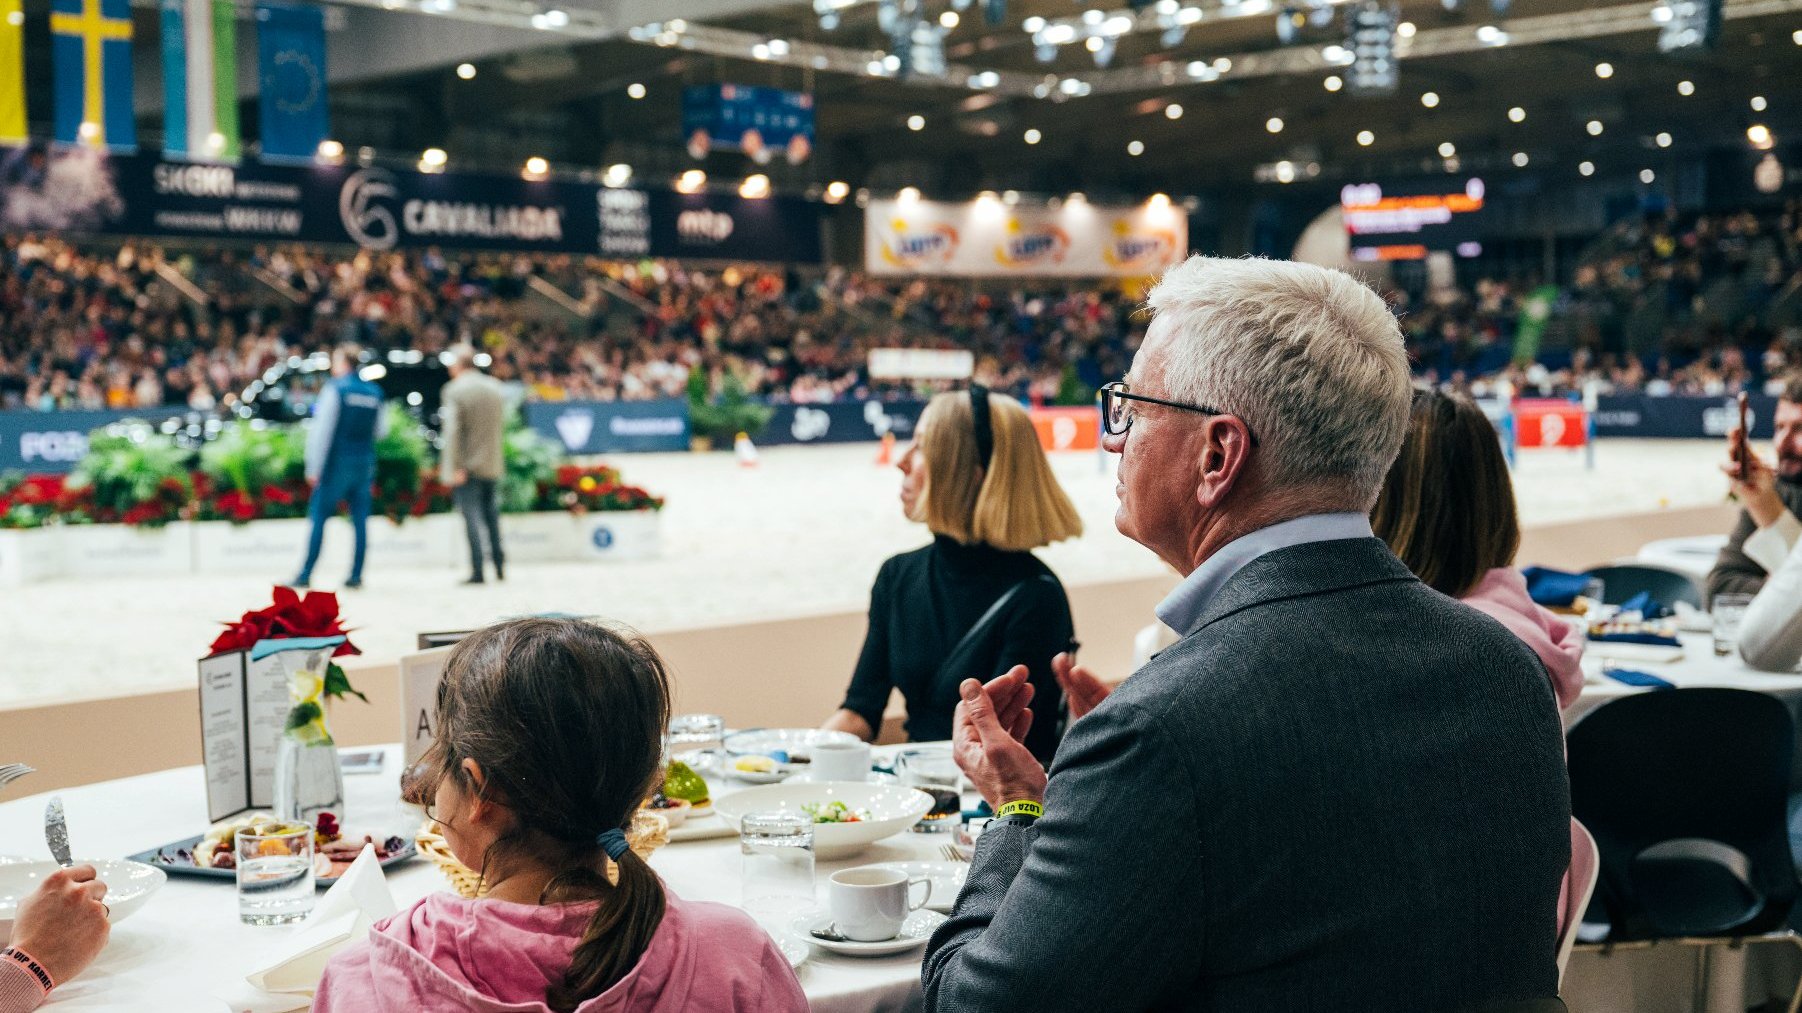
222, 844, 398, 1010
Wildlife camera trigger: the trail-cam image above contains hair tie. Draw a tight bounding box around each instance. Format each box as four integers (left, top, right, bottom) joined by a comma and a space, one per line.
969, 383, 994, 467
596, 827, 630, 861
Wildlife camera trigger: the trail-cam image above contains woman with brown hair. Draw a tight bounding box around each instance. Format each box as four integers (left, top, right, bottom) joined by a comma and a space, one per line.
823, 386, 1084, 762
314, 618, 807, 1013
1370, 387, 1583, 708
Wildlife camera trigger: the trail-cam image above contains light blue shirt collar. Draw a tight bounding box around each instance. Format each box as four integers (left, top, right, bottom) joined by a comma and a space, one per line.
1155, 512, 1374, 636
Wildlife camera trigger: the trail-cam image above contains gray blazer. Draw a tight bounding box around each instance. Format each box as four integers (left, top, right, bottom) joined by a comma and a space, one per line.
923, 537, 1570, 1013
439, 371, 508, 483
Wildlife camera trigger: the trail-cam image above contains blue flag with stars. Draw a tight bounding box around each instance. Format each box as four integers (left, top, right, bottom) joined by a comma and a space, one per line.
256, 2, 327, 161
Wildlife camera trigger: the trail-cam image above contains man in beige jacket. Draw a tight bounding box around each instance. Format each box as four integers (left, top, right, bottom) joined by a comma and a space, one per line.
440, 346, 509, 584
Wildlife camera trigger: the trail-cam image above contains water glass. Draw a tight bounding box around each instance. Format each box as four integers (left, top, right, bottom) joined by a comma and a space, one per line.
1713, 593, 1755, 657
1582, 577, 1608, 617
667, 713, 726, 773
739, 813, 816, 931
896, 746, 963, 833
237, 822, 316, 926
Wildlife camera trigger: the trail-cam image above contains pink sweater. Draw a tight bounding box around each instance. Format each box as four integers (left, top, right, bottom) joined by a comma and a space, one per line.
314, 889, 807, 1013
1461, 567, 1585, 711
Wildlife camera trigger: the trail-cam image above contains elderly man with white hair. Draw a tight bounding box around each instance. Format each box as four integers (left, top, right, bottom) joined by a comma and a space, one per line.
922, 257, 1570, 1012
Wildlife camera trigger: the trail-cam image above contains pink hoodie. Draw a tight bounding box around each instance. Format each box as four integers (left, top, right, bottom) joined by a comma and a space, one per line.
314, 889, 807, 1013
1461, 567, 1585, 711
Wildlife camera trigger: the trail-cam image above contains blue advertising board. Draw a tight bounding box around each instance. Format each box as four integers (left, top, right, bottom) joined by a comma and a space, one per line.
523, 399, 690, 455
681, 84, 815, 164
0, 408, 192, 474
753, 400, 925, 447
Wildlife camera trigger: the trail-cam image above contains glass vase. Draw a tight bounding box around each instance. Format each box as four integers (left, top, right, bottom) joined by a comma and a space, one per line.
273, 659, 344, 828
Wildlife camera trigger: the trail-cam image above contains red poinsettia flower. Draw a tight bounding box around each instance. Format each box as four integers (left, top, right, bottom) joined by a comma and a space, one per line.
210, 587, 361, 658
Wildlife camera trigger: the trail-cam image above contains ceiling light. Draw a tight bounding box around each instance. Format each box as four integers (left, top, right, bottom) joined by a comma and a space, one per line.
1214, 57, 1231, 72
1043, 23, 1076, 43
676, 169, 706, 193
751, 42, 771, 59
603, 163, 632, 187
1023, 15, 1046, 32
1639, 168, 1655, 183
627, 82, 646, 99
1085, 36, 1104, 52
456, 63, 477, 80
1420, 91, 1440, 108
1002, 190, 1020, 205
1024, 128, 1042, 144
315, 139, 344, 161
1655, 131, 1672, 148
1579, 160, 1595, 176
1748, 124, 1774, 148
1396, 20, 1416, 37
740, 174, 770, 199
1476, 25, 1505, 44
1508, 106, 1525, 123
1751, 95, 1768, 112
825, 180, 850, 203
1165, 103, 1183, 119
1103, 14, 1133, 34
421, 147, 447, 167
1275, 160, 1296, 183
1067, 191, 1087, 203
1438, 141, 1456, 157
523, 156, 549, 177
1594, 61, 1613, 78
1324, 75, 1343, 92
908, 114, 926, 131
939, 9, 958, 27
1127, 139, 1144, 155
1357, 129, 1374, 146
1512, 151, 1529, 167
1677, 79, 1695, 96
1587, 119, 1604, 136
1083, 8, 1104, 24
1793, 28, 1802, 44
883, 54, 901, 71
1147, 192, 1170, 209
767, 38, 789, 56
1266, 117, 1284, 133
898, 186, 922, 203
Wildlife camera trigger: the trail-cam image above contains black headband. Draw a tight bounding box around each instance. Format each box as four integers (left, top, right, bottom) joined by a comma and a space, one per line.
969, 384, 994, 467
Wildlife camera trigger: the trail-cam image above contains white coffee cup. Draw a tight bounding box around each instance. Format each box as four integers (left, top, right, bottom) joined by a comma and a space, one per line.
810, 740, 872, 783
828, 867, 932, 942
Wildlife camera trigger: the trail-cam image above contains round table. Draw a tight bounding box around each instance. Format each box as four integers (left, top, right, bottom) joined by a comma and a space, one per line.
1634, 534, 1729, 584
0, 745, 949, 1012
1563, 631, 1802, 1013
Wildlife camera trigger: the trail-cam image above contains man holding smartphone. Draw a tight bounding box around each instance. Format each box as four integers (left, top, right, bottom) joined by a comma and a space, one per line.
1708, 375, 1802, 601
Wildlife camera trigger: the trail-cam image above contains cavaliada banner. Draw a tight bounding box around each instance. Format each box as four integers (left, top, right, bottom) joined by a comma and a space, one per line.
0, 143, 822, 262
864, 196, 1187, 278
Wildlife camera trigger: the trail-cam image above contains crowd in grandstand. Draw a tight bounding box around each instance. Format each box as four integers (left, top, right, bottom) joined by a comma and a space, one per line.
1, 198, 1799, 415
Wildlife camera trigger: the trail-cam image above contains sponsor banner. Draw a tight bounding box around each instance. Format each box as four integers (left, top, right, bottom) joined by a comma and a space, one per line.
1512, 399, 1588, 448
756, 400, 925, 447
0, 145, 823, 262
1591, 394, 1779, 440
864, 197, 1186, 278
1342, 177, 1488, 262
0, 407, 190, 473
1029, 406, 1100, 452
647, 190, 822, 264
523, 399, 689, 455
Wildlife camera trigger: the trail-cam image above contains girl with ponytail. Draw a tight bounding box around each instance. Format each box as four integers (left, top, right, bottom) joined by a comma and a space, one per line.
314, 618, 807, 1013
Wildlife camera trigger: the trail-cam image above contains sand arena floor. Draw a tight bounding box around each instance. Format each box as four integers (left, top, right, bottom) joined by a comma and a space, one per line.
0, 439, 1732, 709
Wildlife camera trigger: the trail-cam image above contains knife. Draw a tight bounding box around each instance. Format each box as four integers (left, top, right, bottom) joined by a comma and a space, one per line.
44, 796, 72, 868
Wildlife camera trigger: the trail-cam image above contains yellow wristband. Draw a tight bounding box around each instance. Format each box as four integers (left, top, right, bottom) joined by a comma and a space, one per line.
996, 800, 1044, 821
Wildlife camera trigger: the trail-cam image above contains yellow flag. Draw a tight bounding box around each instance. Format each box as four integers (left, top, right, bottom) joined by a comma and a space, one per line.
0, 0, 23, 143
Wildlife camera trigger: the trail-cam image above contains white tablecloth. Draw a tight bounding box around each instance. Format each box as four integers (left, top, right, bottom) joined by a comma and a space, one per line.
1563, 631, 1802, 1013
1635, 535, 1729, 584
0, 746, 944, 1012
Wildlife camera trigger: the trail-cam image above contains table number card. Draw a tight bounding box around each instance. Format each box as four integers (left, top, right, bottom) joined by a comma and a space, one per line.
400, 645, 455, 766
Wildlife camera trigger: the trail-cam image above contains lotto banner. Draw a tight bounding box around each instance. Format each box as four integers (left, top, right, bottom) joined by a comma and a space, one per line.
864, 197, 1187, 278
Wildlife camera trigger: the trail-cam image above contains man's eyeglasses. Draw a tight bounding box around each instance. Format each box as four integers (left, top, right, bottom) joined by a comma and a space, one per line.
1099, 381, 1255, 443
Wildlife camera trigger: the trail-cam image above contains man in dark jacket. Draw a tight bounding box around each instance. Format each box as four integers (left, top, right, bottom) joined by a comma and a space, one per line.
292, 344, 388, 590
923, 257, 1570, 1013
1706, 375, 1802, 602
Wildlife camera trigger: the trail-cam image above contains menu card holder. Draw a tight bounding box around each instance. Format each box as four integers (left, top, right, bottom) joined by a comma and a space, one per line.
197, 636, 344, 823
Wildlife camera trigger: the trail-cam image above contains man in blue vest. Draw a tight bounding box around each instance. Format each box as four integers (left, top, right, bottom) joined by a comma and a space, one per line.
292, 344, 389, 589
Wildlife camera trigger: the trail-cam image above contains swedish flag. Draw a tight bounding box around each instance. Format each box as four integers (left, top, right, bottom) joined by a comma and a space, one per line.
52, 0, 136, 150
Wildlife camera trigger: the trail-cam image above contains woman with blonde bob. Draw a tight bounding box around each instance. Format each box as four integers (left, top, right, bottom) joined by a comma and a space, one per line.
824, 386, 1083, 762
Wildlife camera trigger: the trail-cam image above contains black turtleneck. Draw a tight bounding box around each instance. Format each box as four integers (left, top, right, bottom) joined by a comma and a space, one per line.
840, 534, 1074, 762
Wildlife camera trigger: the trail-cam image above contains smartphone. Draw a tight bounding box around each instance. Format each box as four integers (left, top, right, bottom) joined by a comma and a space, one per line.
1736, 391, 1751, 481
339, 749, 386, 775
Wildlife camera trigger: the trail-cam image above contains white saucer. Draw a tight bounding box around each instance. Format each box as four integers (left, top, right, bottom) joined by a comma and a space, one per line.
861, 861, 967, 913
794, 910, 946, 956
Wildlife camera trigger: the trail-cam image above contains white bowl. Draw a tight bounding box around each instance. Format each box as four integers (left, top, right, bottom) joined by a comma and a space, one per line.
0, 858, 166, 944
714, 781, 935, 859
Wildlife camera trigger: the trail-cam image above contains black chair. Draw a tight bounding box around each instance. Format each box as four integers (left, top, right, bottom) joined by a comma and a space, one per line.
1580, 563, 1704, 610
1567, 688, 1802, 1009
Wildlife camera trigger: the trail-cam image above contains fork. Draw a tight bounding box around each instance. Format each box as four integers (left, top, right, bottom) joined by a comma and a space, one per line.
940, 844, 970, 863
0, 764, 34, 792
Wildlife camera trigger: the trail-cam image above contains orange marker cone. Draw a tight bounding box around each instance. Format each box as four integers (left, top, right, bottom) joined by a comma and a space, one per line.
735, 431, 759, 468
874, 431, 895, 466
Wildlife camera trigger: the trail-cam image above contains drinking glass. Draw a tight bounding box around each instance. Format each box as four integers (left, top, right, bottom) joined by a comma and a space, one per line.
1713, 593, 1755, 657
1582, 578, 1608, 621
237, 822, 316, 926
667, 714, 726, 773
896, 747, 963, 833
739, 813, 816, 932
